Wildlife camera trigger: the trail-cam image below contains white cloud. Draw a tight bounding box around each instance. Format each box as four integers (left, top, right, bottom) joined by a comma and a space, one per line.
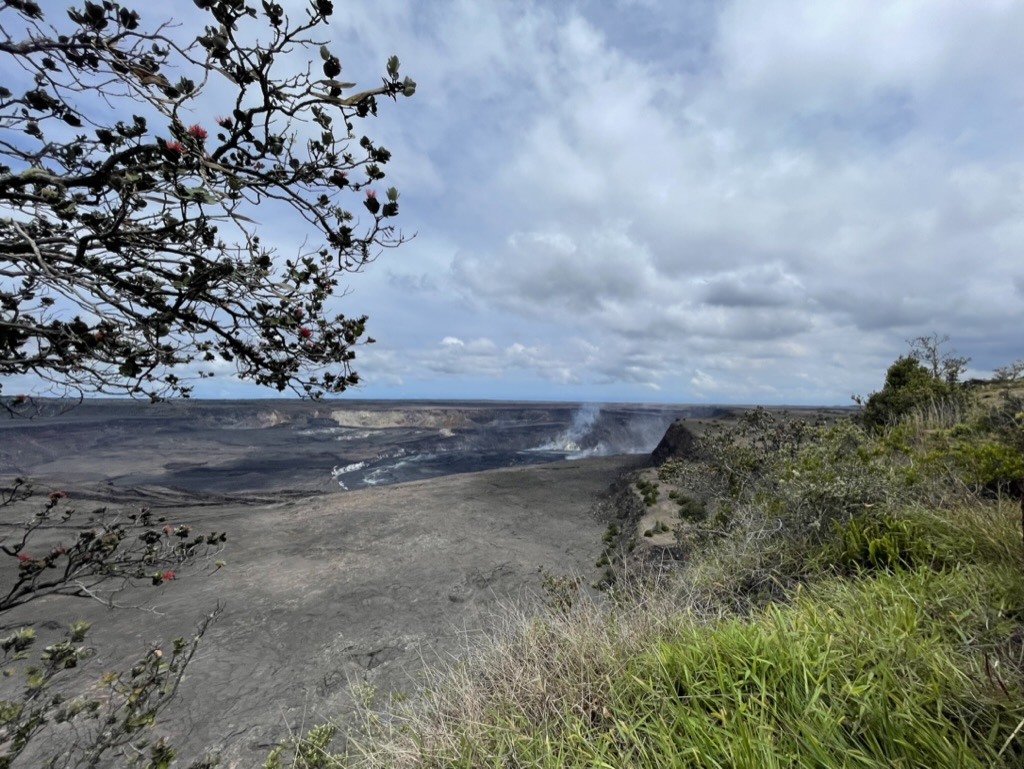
10, 0, 1024, 404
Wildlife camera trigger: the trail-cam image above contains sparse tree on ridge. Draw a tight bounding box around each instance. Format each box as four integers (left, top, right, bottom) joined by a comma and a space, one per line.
0, 0, 416, 402
907, 333, 970, 386
993, 359, 1024, 384
860, 334, 971, 429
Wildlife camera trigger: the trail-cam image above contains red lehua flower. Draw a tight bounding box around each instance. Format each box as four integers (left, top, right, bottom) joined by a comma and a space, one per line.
165, 140, 186, 153
17, 553, 31, 562
299, 327, 312, 339
162, 570, 176, 581
48, 490, 67, 500
294, 308, 304, 319
215, 116, 233, 128
365, 189, 377, 199
187, 124, 208, 140
163, 524, 174, 535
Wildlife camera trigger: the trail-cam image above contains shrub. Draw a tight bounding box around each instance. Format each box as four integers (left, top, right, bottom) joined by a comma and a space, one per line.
264, 724, 342, 769
658, 408, 817, 508
980, 394, 1024, 454
538, 571, 582, 615
938, 438, 1024, 496
823, 512, 928, 574
773, 419, 910, 534
669, 491, 706, 522
635, 478, 659, 507
862, 355, 965, 429
601, 523, 618, 545
642, 521, 670, 538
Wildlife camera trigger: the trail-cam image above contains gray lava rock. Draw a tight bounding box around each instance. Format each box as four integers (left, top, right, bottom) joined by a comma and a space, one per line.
651, 419, 701, 466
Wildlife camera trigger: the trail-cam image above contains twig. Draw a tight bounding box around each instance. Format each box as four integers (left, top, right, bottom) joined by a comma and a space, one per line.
999, 714, 1024, 758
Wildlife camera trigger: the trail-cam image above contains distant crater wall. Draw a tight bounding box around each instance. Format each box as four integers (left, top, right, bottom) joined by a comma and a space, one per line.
329, 409, 478, 430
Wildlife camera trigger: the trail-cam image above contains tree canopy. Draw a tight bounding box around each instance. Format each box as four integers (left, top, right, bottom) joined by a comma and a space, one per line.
0, 0, 415, 401
861, 335, 970, 429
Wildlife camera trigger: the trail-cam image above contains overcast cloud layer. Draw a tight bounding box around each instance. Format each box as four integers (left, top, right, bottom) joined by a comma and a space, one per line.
15, 0, 1024, 403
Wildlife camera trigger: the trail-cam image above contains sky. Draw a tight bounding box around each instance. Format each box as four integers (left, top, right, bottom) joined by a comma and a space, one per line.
8, 0, 1024, 404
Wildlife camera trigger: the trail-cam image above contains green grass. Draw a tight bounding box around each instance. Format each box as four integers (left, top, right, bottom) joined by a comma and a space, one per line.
618, 564, 1023, 769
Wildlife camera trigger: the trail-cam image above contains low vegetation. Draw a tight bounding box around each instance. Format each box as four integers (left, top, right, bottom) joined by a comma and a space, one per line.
635, 478, 660, 507
266, 342, 1024, 768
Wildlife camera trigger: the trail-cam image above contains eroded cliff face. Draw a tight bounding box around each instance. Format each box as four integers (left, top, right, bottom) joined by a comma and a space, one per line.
597, 418, 714, 581
651, 419, 702, 466
601, 407, 849, 581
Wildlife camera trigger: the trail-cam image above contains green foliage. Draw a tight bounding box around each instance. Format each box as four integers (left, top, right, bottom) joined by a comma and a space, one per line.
979, 394, 1024, 456
616, 567, 1024, 769
539, 571, 582, 615
773, 419, 910, 533
642, 520, 670, 538
861, 338, 973, 430
264, 724, 343, 769
601, 522, 618, 545
0, 478, 226, 612
668, 491, 706, 521
0, 478, 226, 767
0, 610, 219, 769
597, 523, 618, 567
0, 0, 415, 400
824, 512, 928, 573
666, 411, 906, 549
635, 478, 659, 507
933, 436, 1024, 495
862, 355, 964, 428
660, 408, 819, 505
337, 554, 1024, 769
656, 458, 685, 483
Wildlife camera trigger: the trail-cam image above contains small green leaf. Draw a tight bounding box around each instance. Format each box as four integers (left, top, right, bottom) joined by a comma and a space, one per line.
386, 55, 400, 79
69, 621, 91, 643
